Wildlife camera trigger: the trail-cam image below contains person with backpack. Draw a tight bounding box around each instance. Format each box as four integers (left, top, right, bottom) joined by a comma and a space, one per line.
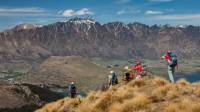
128, 68, 134, 79
68, 82, 77, 98
108, 70, 118, 86
133, 61, 143, 80
162, 50, 178, 83
124, 66, 131, 84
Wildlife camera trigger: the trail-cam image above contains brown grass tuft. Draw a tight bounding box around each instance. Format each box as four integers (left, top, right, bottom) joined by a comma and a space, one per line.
166, 90, 180, 100
176, 79, 190, 86
86, 91, 101, 102
121, 94, 150, 112
192, 103, 200, 112
93, 92, 113, 111
108, 103, 122, 112
151, 84, 176, 102
109, 94, 150, 112
193, 87, 200, 97
154, 77, 169, 86
128, 79, 146, 87
165, 98, 194, 112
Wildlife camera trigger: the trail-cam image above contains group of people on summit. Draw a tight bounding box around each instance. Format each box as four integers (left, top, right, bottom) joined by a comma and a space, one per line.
108, 61, 146, 86
108, 60, 145, 86
68, 50, 178, 98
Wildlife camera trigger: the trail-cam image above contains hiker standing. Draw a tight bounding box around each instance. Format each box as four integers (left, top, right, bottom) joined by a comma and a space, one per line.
108, 70, 118, 86
162, 50, 178, 83
128, 68, 134, 79
124, 66, 131, 84
133, 61, 143, 80
69, 82, 77, 98
124, 66, 134, 83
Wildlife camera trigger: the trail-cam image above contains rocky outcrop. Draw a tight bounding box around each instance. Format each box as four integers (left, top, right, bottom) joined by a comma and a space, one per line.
0, 18, 200, 62
0, 80, 63, 112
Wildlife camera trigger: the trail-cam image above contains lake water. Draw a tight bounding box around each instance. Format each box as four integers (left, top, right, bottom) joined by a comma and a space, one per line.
174, 72, 200, 83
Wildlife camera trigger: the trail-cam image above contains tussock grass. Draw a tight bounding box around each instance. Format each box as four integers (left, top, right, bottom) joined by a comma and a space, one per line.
166, 90, 180, 100
151, 83, 176, 102
175, 79, 195, 95
154, 77, 169, 86
108, 93, 150, 112
36, 76, 200, 112
128, 79, 146, 87
193, 88, 200, 97
165, 98, 200, 112
176, 79, 190, 86
192, 82, 200, 87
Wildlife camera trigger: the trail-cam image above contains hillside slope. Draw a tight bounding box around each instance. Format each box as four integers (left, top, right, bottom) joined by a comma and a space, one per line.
17, 56, 108, 91
36, 77, 200, 112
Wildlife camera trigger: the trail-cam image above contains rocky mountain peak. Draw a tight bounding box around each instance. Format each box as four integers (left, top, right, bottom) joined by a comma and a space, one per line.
14, 23, 36, 30
68, 17, 96, 25
0, 18, 199, 61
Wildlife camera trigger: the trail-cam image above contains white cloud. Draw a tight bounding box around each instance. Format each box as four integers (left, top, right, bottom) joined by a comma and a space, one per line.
150, 0, 173, 2
117, 10, 125, 15
117, 10, 141, 15
62, 8, 94, 17
155, 14, 200, 20
62, 9, 74, 16
146, 10, 163, 15
0, 7, 45, 13
116, 0, 131, 4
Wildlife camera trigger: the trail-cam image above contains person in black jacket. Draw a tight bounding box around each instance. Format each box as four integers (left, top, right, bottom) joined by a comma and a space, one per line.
68, 82, 77, 98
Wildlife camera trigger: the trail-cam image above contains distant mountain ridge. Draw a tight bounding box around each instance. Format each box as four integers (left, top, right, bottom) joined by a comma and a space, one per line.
0, 18, 200, 62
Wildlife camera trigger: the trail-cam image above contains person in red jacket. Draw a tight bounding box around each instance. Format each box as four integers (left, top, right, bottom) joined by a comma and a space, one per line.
162, 50, 177, 83
162, 50, 172, 63
134, 61, 143, 80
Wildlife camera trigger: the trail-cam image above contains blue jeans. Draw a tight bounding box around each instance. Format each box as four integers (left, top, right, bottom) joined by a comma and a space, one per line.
168, 66, 175, 83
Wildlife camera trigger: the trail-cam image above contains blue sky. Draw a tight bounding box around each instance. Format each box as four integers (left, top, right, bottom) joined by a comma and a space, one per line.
0, 0, 200, 31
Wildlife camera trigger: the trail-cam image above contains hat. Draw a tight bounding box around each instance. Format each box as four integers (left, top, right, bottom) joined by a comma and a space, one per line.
71, 82, 74, 84
110, 70, 114, 74
136, 61, 141, 65
124, 66, 129, 70
167, 50, 171, 54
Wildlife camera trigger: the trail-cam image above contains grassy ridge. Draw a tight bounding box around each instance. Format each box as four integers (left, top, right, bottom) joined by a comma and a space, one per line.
36, 76, 200, 112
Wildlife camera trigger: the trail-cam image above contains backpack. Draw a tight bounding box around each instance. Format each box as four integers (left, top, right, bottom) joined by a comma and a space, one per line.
125, 72, 130, 80
70, 85, 76, 93
169, 52, 178, 67
112, 73, 118, 84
